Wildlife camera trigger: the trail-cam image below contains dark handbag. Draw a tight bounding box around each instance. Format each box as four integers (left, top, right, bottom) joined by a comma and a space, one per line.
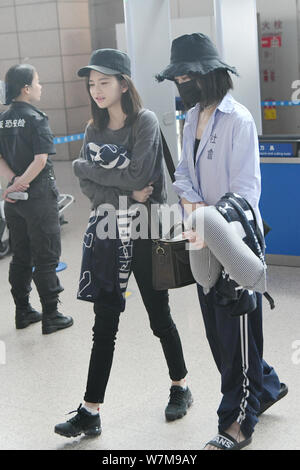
152, 234, 196, 290
151, 132, 196, 290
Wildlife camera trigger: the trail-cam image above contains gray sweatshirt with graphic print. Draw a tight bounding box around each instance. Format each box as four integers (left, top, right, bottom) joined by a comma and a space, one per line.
73, 108, 167, 209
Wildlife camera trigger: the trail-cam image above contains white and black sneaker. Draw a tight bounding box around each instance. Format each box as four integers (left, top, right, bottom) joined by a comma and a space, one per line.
165, 386, 193, 421
54, 404, 101, 438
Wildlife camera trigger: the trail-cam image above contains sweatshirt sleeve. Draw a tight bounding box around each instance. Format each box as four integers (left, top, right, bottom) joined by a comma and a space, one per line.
79, 178, 132, 208
73, 110, 161, 191
75, 126, 132, 207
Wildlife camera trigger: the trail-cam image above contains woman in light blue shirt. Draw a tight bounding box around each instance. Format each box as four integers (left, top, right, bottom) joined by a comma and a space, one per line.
157, 33, 287, 451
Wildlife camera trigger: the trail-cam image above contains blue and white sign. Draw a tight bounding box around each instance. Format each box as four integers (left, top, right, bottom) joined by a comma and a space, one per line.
261, 100, 300, 107
54, 133, 84, 144
259, 143, 294, 157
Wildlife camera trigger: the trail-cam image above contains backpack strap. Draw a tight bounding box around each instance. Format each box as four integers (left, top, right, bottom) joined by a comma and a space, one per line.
263, 292, 275, 310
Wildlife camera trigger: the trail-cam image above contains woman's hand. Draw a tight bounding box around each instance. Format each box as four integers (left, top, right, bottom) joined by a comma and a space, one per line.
132, 183, 154, 203
183, 229, 207, 250
179, 197, 207, 248
10, 176, 29, 192
3, 177, 29, 203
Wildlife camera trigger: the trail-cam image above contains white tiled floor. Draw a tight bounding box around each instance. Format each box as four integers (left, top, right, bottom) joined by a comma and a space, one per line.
0, 162, 299, 450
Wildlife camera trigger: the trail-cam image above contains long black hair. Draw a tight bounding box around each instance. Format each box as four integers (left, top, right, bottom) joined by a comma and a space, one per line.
86, 73, 142, 130
4, 64, 36, 105
185, 68, 234, 109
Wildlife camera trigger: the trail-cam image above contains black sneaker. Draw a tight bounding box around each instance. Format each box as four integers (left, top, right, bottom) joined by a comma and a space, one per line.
42, 311, 73, 335
15, 304, 42, 329
54, 404, 101, 438
165, 386, 193, 421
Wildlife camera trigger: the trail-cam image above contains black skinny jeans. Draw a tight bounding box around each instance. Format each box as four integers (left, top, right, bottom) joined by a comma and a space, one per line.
84, 238, 188, 403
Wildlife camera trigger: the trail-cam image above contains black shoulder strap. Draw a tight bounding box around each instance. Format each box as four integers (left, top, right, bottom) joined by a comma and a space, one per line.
129, 112, 176, 182
160, 130, 176, 183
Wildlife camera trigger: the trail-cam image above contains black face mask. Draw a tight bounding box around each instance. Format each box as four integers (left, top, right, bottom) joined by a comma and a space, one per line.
177, 79, 202, 109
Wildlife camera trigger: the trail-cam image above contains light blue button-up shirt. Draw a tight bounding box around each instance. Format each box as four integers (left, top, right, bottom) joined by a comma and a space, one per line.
173, 93, 263, 233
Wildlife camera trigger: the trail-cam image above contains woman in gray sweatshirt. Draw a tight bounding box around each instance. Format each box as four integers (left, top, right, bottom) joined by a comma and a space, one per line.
54, 49, 193, 438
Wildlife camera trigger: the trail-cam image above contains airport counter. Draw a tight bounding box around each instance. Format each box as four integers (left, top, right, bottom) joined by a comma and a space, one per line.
259, 135, 300, 266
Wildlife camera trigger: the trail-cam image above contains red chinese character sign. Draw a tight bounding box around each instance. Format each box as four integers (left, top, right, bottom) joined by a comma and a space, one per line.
261, 35, 282, 48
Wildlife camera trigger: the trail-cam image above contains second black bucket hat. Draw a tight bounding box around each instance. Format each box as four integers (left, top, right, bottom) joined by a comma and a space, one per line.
78, 48, 131, 77
156, 33, 238, 82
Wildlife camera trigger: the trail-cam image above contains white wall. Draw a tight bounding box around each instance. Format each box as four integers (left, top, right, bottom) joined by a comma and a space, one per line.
116, 15, 215, 103
169, 0, 214, 18
214, 0, 262, 133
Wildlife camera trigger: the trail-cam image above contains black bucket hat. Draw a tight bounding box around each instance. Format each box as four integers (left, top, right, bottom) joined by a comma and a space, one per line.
78, 48, 131, 77
156, 33, 238, 82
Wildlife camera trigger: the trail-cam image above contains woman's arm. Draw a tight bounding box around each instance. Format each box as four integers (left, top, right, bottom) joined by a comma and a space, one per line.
229, 118, 261, 209
0, 155, 15, 181
0, 155, 18, 203
173, 117, 204, 204
173, 157, 204, 204
0, 154, 30, 202
180, 197, 206, 215
78, 175, 134, 207
73, 111, 161, 191
3, 154, 47, 200
79, 176, 153, 206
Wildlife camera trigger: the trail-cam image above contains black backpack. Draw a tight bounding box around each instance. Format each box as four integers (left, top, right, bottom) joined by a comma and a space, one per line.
213, 192, 275, 317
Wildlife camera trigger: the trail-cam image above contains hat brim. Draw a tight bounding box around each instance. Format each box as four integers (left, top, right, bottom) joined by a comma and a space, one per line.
77, 65, 121, 77
155, 59, 238, 82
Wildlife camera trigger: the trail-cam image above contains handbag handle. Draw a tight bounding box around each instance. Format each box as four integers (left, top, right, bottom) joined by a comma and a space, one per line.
163, 221, 185, 240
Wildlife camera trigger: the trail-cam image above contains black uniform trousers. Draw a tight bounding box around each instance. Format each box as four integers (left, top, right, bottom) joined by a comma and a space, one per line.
197, 285, 281, 438
84, 238, 188, 404
4, 176, 63, 313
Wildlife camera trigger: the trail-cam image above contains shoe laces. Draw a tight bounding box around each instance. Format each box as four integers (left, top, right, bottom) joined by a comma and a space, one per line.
168, 387, 186, 406
66, 404, 83, 424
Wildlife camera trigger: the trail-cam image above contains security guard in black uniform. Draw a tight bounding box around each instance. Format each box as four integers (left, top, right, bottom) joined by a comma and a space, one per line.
0, 64, 73, 334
